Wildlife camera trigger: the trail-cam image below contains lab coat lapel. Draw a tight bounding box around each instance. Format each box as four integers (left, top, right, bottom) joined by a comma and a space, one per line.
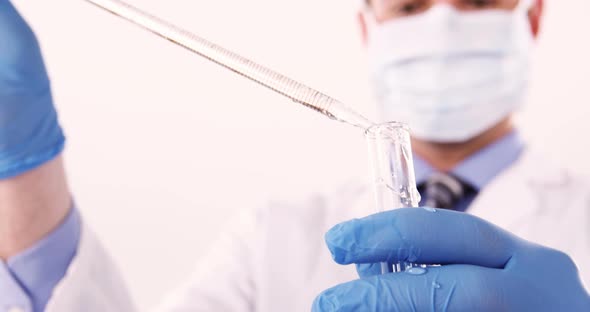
467, 147, 566, 231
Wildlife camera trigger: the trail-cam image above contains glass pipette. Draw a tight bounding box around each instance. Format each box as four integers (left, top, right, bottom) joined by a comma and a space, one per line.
85, 0, 375, 130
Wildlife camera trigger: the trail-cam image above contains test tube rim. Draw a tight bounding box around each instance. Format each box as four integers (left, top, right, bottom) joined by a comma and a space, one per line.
364, 121, 410, 139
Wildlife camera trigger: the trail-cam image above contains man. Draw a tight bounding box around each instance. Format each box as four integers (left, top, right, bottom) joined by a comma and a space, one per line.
0, 0, 588, 311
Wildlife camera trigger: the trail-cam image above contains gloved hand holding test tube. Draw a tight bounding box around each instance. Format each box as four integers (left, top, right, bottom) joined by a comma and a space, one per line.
86, 0, 421, 274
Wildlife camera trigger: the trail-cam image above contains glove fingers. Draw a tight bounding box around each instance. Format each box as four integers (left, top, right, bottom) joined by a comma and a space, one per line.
313, 265, 503, 312
325, 208, 518, 269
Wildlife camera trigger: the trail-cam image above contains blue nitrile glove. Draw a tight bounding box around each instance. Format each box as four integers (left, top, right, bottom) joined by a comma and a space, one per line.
0, 0, 65, 179
313, 208, 590, 311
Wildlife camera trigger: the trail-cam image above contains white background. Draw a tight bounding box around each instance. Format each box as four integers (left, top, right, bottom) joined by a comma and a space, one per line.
14, 0, 590, 309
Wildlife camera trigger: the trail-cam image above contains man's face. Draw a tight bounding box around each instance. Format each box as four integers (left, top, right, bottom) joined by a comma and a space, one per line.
369, 0, 520, 23
361, 0, 543, 143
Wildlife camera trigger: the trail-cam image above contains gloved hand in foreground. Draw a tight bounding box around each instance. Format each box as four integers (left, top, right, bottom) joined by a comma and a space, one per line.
0, 0, 65, 179
313, 208, 590, 311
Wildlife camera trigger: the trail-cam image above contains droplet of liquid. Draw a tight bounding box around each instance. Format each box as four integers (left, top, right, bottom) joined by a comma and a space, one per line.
423, 207, 437, 213
406, 267, 427, 275
399, 186, 415, 207
432, 282, 441, 289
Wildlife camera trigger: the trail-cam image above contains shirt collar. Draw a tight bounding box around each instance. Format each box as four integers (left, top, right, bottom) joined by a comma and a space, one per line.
414, 130, 525, 191
6, 206, 80, 311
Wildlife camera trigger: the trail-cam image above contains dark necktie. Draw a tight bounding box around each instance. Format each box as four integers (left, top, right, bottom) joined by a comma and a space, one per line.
418, 173, 473, 210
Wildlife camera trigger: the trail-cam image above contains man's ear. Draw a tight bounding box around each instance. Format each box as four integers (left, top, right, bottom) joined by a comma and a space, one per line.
358, 11, 369, 46
528, 0, 544, 38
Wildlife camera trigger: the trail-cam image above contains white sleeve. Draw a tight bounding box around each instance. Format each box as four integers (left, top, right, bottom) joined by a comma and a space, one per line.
152, 207, 261, 312
45, 223, 137, 312
45, 206, 262, 312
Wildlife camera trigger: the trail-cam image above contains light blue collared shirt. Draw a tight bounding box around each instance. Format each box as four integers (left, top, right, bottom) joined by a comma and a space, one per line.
414, 130, 525, 212
0, 207, 80, 312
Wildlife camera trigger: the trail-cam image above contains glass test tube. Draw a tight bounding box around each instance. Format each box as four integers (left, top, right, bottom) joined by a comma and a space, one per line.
365, 122, 421, 274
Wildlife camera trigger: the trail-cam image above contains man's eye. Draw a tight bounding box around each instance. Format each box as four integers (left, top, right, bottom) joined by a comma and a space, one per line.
396, 1, 426, 15
401, 3, 420, 13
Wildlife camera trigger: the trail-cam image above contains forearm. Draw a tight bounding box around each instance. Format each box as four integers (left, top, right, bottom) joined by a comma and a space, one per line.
0, 155, 72, 259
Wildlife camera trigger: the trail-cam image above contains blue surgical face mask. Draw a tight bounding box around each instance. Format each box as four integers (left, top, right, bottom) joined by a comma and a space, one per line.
366, 3, 535, 143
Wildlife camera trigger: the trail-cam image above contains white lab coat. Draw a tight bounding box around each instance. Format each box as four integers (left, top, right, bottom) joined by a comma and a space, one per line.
45, 147, 590, 311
